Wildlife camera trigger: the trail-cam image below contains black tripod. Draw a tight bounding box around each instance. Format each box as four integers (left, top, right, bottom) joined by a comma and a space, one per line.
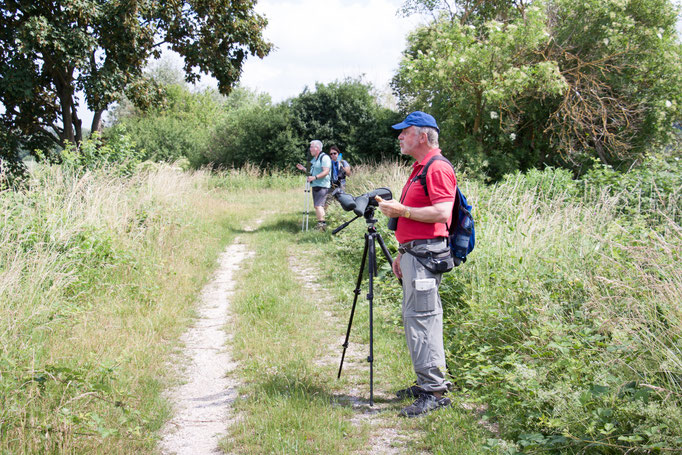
334, 207, 395, 406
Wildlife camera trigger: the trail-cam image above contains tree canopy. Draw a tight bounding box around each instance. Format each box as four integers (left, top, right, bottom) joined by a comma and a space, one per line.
393, 0, 682, 179
109, 78, 402, 170
204, 79, 402, 169
0, 0, 272, 163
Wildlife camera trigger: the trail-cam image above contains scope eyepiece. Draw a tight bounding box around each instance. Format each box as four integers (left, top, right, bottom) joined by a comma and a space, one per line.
333, 188, 393, 217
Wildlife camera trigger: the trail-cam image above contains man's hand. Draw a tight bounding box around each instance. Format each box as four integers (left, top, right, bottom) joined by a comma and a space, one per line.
392, 252, 403, 279
375, 195, 407, 218
296, 163, 306, 172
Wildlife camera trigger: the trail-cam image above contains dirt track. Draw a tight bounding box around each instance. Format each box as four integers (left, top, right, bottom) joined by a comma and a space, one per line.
158, 239, 252, 455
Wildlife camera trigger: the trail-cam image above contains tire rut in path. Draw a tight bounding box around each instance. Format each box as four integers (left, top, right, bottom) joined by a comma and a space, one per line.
288, 249, 416, 455
159, 237, 253, 455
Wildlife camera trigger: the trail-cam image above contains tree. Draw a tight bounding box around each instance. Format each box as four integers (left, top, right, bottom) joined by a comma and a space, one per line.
108, 83, 231, 167
208, 100, 301, 169
0, 0, 272, 163
204, 79, 402, 170
393, 0, 682, 179
289, 79, 401, 162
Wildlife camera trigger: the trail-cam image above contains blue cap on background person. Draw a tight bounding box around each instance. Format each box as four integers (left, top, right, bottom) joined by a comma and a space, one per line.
391, 111, 439, 133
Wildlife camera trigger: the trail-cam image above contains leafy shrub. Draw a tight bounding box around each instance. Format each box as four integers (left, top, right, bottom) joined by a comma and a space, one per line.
206, 102, 303, 169
60, 132, 143, 175
108, 84, 228, 167
400, 165, 682, 453
582, 151, 682, 224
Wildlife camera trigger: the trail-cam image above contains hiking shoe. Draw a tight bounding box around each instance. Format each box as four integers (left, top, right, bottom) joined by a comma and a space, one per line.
396, 383, 426, 399
398, 392, 451, 418
316, 221, 327, 231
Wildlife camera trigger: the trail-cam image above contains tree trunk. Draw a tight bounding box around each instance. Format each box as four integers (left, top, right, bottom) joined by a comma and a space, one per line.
595, 141, 609, 165
53, 66, 76, 146
58, 90, 75, 145
91, 109, 104, 134
473, 90, 482, 136
72, 103, 82, 144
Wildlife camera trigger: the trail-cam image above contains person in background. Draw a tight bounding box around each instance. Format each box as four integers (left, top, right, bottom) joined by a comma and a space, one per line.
296, 140, 331, 230
376, 111, 456, 418
329, 145, 351, 192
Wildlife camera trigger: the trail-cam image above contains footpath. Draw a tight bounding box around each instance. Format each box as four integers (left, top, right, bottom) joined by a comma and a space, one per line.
158, 238, 252, 454
157, 205, 427, 454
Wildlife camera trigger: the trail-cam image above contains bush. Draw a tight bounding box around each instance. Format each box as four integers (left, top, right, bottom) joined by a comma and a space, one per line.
60, 132, 143, 175
107, 84, 228, 167
582, 150, 682, 224
437, 165, 682, 453
206, 102, 303, 169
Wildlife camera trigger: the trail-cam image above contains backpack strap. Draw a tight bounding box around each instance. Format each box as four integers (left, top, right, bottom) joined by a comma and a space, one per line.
311, 152, 328, 176
414, 155, 453, 198
413, 154, 459, 232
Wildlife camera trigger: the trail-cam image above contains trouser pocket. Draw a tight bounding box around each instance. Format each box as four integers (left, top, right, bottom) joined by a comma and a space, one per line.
413, 278, 437, 312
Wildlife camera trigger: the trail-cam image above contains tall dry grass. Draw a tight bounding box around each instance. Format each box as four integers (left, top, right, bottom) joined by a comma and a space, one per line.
0, 163, 242, 453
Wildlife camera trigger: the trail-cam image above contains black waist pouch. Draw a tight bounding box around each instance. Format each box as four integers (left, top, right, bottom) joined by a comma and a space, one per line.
388, 217, 398, 231
407, 249, 454, 274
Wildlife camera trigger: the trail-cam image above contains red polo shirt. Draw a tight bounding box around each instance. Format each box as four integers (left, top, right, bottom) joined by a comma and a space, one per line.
395, 149, 457, 244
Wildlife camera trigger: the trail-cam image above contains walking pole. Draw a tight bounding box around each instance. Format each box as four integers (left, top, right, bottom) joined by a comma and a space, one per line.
302, 180, 310, 231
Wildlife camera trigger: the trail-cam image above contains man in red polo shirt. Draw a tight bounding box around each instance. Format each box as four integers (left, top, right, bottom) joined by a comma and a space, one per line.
377, 111, 456, 417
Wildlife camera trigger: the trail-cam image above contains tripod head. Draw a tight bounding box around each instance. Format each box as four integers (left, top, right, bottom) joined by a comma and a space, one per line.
331, 188, 393, 233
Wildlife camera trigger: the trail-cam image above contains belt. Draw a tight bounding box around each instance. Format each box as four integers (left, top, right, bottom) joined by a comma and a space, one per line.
398, 237, 447, 255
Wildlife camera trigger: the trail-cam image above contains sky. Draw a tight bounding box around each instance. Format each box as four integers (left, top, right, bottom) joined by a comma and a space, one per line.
234, 0, 428, 102
63, 1, 682, 126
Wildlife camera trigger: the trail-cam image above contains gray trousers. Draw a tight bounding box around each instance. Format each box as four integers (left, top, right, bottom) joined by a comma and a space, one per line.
401, 241, 452, 393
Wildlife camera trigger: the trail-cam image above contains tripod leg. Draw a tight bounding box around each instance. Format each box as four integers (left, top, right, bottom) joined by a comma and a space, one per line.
376, 231, 402, 286
302, 183, 307, 231
303, 182, 310, 231
306, 183, 310, 231
375, 232, 394, 268
337, 234, 369, 379
367, 232, 377, 406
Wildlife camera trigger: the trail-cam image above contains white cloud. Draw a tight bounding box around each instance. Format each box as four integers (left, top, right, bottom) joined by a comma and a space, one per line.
239, 0, 426, 101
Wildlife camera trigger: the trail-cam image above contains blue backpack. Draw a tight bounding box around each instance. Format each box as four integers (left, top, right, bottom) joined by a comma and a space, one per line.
415, 155, 475, 266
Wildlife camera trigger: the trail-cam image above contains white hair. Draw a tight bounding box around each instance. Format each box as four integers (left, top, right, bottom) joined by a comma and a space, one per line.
310, 140, 323, 151
416, 127, 439, 148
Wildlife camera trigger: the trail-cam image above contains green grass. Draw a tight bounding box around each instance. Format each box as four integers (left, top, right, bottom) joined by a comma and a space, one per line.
221, 178, 498, 454
0, 164, 289, 453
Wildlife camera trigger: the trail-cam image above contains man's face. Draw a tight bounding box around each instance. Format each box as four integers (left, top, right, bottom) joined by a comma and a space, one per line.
398, 126, 422, 157
309, 144, 320, 156
329, 150, 338, 161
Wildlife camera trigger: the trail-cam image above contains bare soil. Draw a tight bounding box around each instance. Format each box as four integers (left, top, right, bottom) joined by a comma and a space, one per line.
158, 238, 252, 455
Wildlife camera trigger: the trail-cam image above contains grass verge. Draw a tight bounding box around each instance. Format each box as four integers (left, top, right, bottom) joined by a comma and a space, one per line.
222, 182, 498, 454
0, 164, 294, 453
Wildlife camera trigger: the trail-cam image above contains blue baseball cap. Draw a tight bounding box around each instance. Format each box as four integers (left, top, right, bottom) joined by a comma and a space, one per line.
391, 111, 439, 133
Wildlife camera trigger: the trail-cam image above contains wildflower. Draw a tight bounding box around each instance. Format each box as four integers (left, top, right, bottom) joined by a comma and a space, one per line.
510, 133, 516, 141
490, 111, 499, 119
